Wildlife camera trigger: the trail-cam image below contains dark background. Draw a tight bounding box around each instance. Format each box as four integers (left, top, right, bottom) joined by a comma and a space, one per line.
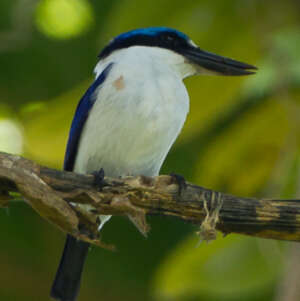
1, 0, 300, 300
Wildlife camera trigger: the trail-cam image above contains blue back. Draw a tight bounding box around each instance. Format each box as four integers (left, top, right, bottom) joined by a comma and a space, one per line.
64, 63, 114, 171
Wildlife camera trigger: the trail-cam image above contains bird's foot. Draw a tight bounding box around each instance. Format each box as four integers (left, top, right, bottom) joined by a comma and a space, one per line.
170, 173, 187, 196
92, 168, 107, 191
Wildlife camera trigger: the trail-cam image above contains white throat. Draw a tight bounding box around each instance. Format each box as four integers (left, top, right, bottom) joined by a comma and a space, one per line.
94, 46, 197, 80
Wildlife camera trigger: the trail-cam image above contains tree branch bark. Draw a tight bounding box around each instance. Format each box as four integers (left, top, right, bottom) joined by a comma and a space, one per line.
1, 151, 300, 248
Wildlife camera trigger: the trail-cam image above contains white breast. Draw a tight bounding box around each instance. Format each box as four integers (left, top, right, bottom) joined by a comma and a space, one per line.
74, 46, 190, 178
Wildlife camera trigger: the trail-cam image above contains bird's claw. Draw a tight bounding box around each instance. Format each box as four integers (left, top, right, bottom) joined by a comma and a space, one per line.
170, 173, 187, 196
92, 168, 107, 191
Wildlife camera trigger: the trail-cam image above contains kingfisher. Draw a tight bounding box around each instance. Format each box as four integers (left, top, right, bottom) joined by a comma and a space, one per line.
50, 27, 256, 301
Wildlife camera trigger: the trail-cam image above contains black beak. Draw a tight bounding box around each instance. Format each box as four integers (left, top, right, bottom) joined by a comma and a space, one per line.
182, 47, 257, 76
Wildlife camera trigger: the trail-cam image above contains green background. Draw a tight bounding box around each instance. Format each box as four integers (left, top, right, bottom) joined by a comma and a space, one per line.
1, 0, 300, 300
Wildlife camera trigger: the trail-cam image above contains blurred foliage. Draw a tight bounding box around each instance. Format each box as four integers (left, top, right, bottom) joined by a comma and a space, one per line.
153, 235, 284, 301
1, 0, 300, 300
35, 0, 94, 39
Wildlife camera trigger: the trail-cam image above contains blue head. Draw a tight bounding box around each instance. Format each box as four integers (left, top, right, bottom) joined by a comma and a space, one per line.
98, 27, 190, 59
98, 27, 257, 76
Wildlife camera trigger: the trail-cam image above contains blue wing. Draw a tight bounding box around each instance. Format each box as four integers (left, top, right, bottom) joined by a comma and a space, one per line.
64, 63, 114, 171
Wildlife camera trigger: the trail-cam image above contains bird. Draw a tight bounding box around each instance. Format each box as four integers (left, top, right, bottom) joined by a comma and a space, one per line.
50, 27, 256, 301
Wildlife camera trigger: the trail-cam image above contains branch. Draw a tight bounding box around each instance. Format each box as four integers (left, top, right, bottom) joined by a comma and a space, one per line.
1, 152, 300, 248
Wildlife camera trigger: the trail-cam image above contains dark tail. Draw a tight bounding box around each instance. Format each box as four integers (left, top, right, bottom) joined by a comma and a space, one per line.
50, 234, 90, 301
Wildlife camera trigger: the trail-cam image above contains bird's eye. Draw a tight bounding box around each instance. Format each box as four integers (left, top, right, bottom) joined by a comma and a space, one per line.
166, 35, 174, 41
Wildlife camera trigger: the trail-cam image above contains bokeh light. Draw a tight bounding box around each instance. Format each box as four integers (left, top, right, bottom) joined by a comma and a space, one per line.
0, 119, 23, 154
35, 0, 94, 39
